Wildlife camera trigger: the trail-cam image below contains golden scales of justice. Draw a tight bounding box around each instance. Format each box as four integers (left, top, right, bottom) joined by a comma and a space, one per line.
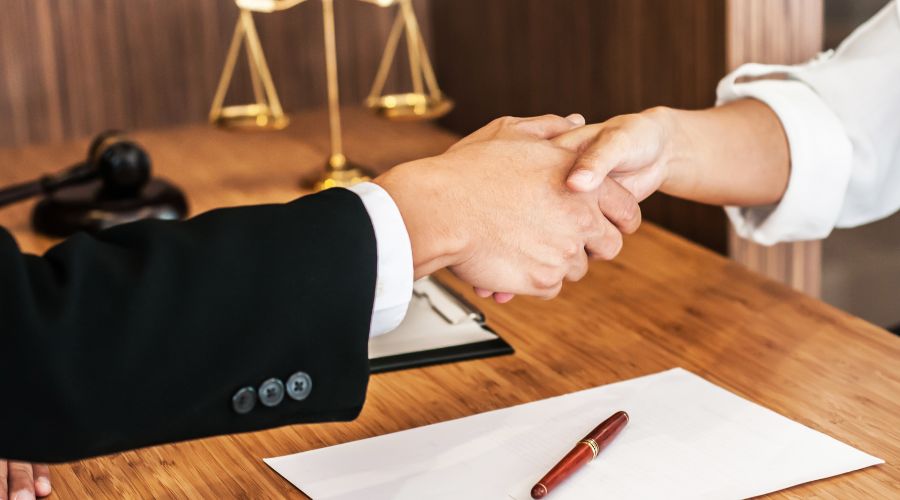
208, 0, 453, 190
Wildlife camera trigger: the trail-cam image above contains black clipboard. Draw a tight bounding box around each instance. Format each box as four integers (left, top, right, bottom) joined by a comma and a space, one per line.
368, 277, 514, 374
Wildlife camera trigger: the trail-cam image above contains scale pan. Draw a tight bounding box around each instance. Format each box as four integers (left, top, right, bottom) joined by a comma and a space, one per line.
212, 104, 289, 130
365, 93, 454, 121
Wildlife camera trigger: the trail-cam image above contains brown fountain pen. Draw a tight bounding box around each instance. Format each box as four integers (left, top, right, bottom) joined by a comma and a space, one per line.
530, 410, 629, 499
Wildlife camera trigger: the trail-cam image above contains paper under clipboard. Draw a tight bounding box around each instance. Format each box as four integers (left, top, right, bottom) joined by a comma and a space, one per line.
368, 277, 513, 373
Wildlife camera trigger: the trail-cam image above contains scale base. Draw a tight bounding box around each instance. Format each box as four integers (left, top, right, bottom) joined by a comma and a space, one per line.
32, 178, 189, 237
300, 155, 372, 192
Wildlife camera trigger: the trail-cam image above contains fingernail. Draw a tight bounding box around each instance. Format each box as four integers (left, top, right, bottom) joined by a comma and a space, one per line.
569, 169, 594, 188
36, 477, 52, 494
565, 113, 585, 126
13, 490, 36, 500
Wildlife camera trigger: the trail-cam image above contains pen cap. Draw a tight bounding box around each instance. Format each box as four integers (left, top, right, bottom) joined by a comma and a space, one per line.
583, 410, 629, 453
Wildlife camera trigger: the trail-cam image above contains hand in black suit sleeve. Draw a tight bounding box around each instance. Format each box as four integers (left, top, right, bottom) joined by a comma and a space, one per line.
0, 188, 377, 463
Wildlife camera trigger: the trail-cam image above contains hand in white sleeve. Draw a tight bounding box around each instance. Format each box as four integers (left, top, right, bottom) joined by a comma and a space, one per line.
719, 1, 900, 244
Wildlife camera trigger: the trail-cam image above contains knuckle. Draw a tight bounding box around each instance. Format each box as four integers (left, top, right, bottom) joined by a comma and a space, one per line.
570, 205, 595, 230
542, 283, 563, 300
562, 241, 580, 259
530, 267, 564, 290
530, 271, 556, 290
536, 114, 564, 127
486, 116, 511, 132
9, 463, 30, 475
496, 116, 518, 128
515, 115, 565, 137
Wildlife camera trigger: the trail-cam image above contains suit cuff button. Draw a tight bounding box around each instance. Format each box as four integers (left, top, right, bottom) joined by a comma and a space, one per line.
259, 378, 286, 407
232, 386, 257, 414
287, 371, 313, 401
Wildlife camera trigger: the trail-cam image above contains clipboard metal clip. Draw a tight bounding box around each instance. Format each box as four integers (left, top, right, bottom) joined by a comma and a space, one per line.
413, 277, 484, 326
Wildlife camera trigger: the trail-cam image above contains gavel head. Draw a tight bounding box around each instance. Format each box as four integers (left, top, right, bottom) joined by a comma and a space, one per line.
88, 132, 152, 198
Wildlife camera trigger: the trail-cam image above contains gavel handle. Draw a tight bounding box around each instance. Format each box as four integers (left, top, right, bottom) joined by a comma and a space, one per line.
0, 179, 43, 208
0, 163, 96, 208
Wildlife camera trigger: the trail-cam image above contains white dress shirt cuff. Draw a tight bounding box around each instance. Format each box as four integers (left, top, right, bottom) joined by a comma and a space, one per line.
347, 182, 414, 338
717, 69, 854, 245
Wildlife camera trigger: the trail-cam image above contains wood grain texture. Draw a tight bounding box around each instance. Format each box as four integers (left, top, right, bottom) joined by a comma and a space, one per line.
725, 0, 825, 297
429, 0, 729, 254
0, 0, 432, 148
0, 110, 897, 498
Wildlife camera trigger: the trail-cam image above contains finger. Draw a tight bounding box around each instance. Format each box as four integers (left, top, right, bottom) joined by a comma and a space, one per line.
1, 459, 8, 500
32, 466, 50, 498
585, 214, 624, 261
564, 113, 586, 127
537, 281, 564, 300
610, 168, 666, 202
514, 114, 584, 140
597, 178, 641, 234
553, 125, 628, 191
565, 250, 590, 282
492, 292, 515, 303
473, 287, 493, 298
7, 462, 34, 500
447, 115, 520, 151
551, 123, 602, 153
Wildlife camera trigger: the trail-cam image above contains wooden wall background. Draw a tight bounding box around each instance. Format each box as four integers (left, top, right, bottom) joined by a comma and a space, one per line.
430, 0, 730, 253
0, 0, 431, 148
725, 0, 824, 296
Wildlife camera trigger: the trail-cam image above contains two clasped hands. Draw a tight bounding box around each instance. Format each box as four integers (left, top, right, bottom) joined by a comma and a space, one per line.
377, 109, 682, 303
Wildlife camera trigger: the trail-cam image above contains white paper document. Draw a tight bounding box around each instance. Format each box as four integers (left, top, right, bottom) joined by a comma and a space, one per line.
265, 368, 882, 499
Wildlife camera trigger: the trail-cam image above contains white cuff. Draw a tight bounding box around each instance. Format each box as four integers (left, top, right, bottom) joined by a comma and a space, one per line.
717, 70, 854, 245
347, 182, 414, 337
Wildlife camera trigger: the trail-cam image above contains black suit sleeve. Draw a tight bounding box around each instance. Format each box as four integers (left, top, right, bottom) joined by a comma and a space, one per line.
0, 188, 377, 462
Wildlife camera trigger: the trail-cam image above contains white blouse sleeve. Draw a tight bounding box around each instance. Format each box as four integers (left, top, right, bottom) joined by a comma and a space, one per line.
717, 1, 900, 245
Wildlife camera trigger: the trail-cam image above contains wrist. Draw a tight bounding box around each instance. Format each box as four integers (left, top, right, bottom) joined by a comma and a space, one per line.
640, 106, 694, 197
373, 160, 472, 279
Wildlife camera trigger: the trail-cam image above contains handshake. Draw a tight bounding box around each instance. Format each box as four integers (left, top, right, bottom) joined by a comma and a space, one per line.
376, 111, 673, 301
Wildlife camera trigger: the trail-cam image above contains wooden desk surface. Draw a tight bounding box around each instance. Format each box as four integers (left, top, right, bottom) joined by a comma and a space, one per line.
1, 110, 898, 498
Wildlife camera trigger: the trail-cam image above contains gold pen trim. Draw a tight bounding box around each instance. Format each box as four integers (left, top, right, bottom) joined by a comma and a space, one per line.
579, 438, 600, 459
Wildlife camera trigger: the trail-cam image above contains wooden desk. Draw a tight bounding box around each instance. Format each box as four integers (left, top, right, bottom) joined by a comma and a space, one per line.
1, 110, 898, 498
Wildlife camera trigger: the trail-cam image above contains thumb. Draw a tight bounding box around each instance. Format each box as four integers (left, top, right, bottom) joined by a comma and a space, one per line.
554, 125, 622, 192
